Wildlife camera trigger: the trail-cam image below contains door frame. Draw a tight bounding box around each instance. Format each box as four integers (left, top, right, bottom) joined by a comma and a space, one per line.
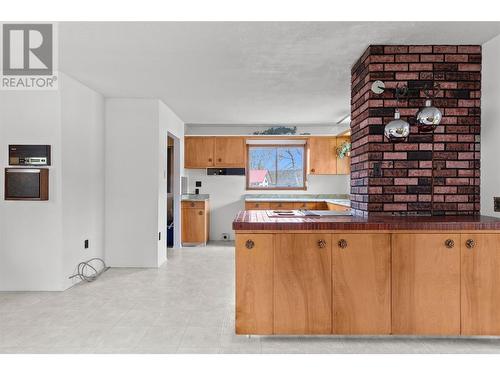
167, 131, 182, 250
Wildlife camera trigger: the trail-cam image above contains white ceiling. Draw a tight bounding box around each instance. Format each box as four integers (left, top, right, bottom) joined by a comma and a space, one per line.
59, 22, 500, 125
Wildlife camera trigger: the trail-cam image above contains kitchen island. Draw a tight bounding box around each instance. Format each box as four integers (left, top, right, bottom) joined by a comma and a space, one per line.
233, 211, 500, 336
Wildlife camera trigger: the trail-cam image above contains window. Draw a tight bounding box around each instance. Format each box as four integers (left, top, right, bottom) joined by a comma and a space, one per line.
247, 144, 306, 190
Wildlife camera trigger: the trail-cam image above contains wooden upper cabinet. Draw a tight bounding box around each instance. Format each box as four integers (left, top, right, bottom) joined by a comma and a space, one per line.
308, 137, 337, 175
235, 234, 274, 334
461, 234, 500, 335
184, 137, 215, 168
274, 234, 332, 334
332, 233, 391, 334
336, 136, 351, 175
392, 233, 461, 335
214, 137, 245, 167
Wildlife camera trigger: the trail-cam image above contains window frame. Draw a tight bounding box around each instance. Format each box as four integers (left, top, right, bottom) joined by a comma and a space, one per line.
245, 143, 308, 191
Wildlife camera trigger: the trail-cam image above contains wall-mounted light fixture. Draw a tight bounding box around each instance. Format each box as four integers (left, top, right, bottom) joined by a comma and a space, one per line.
371, 80, 443, 142
415, 84, 442, 132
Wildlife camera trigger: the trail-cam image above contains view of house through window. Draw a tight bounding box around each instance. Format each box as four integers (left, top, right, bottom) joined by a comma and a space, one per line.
247, 145, 306, 189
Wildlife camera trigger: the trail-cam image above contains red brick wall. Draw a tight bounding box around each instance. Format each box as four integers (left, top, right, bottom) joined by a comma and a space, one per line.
350, 45, 481, 216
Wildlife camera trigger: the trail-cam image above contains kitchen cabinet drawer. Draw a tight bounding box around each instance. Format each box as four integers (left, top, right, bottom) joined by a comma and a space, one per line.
292, 202, 318, 210
269, 202, 295, 210
327, 202, 350, 212
245, 201, 271, 210
182, 201, 206, 209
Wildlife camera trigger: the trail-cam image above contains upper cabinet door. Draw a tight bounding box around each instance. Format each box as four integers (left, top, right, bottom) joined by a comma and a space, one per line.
214, 137, 245, 167
392, 233, 461, 335
336, 136, 351, 175
184, 137, 215, 168
333, 233, 391, 334
461, 234, 500, 335
308, 137, 337, 175
274, 234, 332, 334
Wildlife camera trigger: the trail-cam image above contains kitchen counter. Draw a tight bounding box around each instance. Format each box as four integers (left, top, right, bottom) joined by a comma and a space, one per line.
181, 194, 210, 201
233, 211, 500, 231
244, 194, 350, 207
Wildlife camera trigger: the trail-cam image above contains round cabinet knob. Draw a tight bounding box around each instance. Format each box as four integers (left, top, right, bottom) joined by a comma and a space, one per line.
445, 239, 455, 249
208, 158, 212, 162
190, 202, 195, 207
245, 240, 255, 249
218, 158, 222, 162
311, 168, 315, 173
338, 239, 348, 249
198, 211, 203, 215
255, 204, 259, 208
317, 239, 327, 248
466, 239, 476, 249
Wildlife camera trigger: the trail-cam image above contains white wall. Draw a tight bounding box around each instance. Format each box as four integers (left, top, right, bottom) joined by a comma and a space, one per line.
0, 73, 104, 291
105, 99, 184, 267
481, 34, 500, 218
60, 73, 105, 288
185, 170, 349, 240
0, 91, 63, 291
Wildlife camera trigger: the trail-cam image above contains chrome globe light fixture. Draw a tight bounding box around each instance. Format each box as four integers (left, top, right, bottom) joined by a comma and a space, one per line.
416, 99, 442, 132
384, 110, 410, 142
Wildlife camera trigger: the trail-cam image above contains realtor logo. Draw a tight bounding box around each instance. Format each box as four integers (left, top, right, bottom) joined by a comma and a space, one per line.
1, 23, 58, 90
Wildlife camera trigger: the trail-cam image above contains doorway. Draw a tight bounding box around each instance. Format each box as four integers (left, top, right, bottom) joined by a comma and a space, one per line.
166, 133, 182, 252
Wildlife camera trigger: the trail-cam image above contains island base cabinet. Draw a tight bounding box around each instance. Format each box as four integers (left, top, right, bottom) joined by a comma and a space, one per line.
332, 234, 391, 334
461, 234, 500, 335
274, 234, 332, 334
392, 233, 461, 335
235, 234, 274, 334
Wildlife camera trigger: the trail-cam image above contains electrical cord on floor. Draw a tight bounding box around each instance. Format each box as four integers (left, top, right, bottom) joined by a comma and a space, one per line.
69, 258, 110, 283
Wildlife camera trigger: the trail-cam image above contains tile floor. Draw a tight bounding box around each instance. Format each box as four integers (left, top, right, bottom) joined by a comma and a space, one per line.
1, 241, 499, 354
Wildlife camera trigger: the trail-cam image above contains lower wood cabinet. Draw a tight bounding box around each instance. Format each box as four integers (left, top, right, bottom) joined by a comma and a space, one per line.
181, 201, 209, 245
461, 234, 500, 335
392, 233, 461, 335
333, 234, 391, 334
274, 234, 332, 334
235, 231, 500, 336
235, 234, 274, 334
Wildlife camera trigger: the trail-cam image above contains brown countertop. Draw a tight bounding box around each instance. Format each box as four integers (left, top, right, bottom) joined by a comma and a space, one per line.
232, 210, 500, 231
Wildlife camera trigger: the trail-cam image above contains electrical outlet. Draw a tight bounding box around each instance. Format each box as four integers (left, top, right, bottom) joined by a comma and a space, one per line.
84, 239, 89, 249
494, 197, 500, 212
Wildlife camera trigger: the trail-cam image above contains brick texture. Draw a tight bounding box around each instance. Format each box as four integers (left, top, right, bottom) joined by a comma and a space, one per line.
350, 45, 481, 217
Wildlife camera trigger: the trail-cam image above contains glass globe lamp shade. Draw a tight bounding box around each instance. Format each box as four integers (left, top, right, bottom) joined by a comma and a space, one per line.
416, 99, 442, 132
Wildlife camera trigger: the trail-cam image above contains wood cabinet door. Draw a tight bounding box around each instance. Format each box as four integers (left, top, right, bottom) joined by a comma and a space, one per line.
392, 234, 461, 335
236, 234, 274, 334
332, 234, 391, 334
214, 137, 245, 167
461, 234, 500, 335
308, 137, 337, 175
181, 208, 206, 244
327, 202, 350, 212
336, 136, 351, 175
184, 137, 214, 168
274, 234, 332, 334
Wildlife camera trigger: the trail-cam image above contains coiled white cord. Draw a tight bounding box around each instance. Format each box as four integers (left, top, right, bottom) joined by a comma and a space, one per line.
69, 258, 109, 283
